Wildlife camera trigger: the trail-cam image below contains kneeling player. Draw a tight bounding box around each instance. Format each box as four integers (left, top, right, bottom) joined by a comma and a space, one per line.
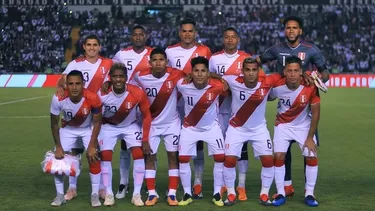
176, 57, 226, 206
98, 63, 152, 207
50, 71, 102, 207
271, 56, 320, 207
131, 48, 187, 206
222, 58, 279, 206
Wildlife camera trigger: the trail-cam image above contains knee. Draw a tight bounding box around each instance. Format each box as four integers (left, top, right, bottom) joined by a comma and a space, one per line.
100, 150, 113, 162
179, 155, 191, 163
213, 154, 225, 163
224, 156, 237, 168
168, 152, 179, 164
274, 152, 285, 161
274, 153, 285, 167
305, 157, 318, 166
131, 147, 144, 160
89, 161, 101, 174
260, 155, 274, 168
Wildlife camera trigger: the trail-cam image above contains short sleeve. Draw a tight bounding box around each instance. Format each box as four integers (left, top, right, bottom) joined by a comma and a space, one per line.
50, 95, 61, 115
311, 46, 326, 72
91, 93, 103, 114
259, 45, 277, 63
112, 51, 122, 64
310, 87, 321, 105
62, 61, 76, 75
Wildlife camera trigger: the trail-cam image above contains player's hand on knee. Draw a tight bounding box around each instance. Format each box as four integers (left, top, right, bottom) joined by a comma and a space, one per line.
86, 147, 99, 163
141, 141, 153, 157
55, 146, 65, 160
303, 138, 317, 157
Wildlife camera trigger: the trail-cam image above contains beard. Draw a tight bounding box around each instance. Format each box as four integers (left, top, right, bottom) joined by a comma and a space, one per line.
286, 34, 300, 44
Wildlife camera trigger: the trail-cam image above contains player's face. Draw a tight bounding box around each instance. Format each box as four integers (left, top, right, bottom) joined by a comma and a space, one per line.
150, 53, 167, 73
242, 63, 259, 83
192, 64, 209, 85
110, 69, 126, 90
223, 30, 239, 51
67, 76, 84, 97
284, 20, 302, 43
284, 63, 302, 84
83, 39, 101, 58
179, 24, 196, 45
131, 28, 147, 48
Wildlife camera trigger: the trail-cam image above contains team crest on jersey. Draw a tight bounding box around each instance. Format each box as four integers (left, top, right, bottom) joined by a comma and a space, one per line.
300, 95, 307, 103
166, 81, 174, 89
259, 88, 265, 97
83, 107, 89, 115
298, 52, 306, 60
125, 102, 133, 110
101, 66, 106, 75
195, 53, 199, 57
206, 92, 214, 101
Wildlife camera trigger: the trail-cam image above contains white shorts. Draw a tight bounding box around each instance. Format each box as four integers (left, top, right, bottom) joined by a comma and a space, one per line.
225, 125, 273, 159
149, 118, 181, 154
60, 127, 92, 152
218, 113, 231, 135
98, 123, 142, 151
273, 125, 317, 157
179, 122, 225, 156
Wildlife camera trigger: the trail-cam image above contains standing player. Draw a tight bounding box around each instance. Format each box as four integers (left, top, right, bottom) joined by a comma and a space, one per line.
222, 58, 280, 206
131, 48, 186, 206
111, 25, 152, 199
50, 71, 102, 207
270, 57, 320, 207
176, 57, 226, 207
209, 27, 251, 200
166, 18, 212, 198
257, 16, 328, 197
98, 63, 151, 207
55, 35, 112, 201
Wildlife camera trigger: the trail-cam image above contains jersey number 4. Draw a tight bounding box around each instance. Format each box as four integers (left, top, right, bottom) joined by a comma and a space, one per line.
278, 98, 291, 108
176, 59, 181, 69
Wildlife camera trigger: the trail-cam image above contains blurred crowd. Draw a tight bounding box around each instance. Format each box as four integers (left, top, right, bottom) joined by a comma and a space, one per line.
1, 4, 375, 74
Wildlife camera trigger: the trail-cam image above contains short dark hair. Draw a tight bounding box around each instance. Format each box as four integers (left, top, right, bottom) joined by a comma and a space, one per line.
150, 48, 167, 59
180, 18, 196, 28
84, 34, 101, 45
67, 70, 84, 81
132, 25, 146, 32
283, 16, 303, 29
243, 57, 260, 69
191, 56, 209, 69
223, 27, 239, 36
285, 56, 302, 67
109, 63, 128, 77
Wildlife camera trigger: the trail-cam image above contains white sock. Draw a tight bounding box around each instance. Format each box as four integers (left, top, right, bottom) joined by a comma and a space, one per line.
90, 173, 101, 195
275, 165, 286, 196
101, 161, 113, 195
145, 169, 157, 195
133, 159, 145, 196
193, 150, 204, 185
223, 166, 236, 195
54, 175, 64, 195
237, 160, 248, 188
69, 176, 77, 189
285, 180, 292, 186
179, 162, 192, 195
213, 162, 224, 195
260, 166, 274, 195
120, 149, 130, 185
305, 165, 318, 197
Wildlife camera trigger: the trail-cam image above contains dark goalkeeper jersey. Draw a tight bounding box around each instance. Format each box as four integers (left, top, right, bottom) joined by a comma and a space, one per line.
259, 41, 326, 73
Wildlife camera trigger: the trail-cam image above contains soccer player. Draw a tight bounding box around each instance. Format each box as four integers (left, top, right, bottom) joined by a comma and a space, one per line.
55, 35, 112, 201
131, 48, 187, 206
222, 58, 280, 206
166, 18, 212, 198
257, 16, 328, 197
111, 25, 152, 199
176, 56, 226, 207
50, 70, 102, 207
98, 63, 152, 207
209, 27, 251, 200
270, 56, 320, 207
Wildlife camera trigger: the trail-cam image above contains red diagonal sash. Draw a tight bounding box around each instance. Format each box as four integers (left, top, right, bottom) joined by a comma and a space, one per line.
62, 100, 90, 128
182, 45, 209, 74
87, 58, 112, 93
224, 53, 249, 75
103, 91, 138, 125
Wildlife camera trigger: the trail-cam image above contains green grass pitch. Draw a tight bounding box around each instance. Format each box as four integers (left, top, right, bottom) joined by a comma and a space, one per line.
0, 88, 374, 211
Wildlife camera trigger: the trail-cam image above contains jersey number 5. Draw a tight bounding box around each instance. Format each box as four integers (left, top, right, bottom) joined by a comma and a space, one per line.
126, 61, 133, 71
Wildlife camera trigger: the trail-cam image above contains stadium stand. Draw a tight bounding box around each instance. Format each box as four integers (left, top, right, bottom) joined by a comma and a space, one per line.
0, 5, 374, 73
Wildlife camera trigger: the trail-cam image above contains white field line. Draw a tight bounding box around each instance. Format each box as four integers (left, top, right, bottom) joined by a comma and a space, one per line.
0, 115, 49, 119
0, 96, 50, 106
